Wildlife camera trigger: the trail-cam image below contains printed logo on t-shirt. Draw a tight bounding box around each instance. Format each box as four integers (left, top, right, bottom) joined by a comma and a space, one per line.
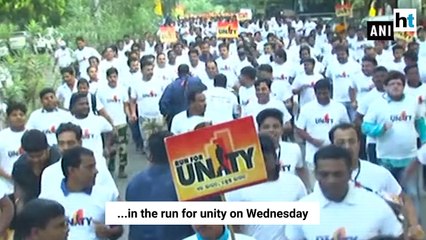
221, 65, 230, 71
316, 227, 357, 240
336, 72, 349, 78
390, 111, 412, 122
418, 96, 423, 104
315, 113, 334, 124
42, 125, 57, 135
282, 164, 291, 172
82, 129, 95, 139
142, 90, 158, 98
8, 146, 23, 158
68, 209, 93, 226
107, 95, 121, 103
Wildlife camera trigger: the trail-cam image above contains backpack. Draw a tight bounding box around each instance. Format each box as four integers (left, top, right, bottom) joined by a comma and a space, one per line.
90, 93, 99, 115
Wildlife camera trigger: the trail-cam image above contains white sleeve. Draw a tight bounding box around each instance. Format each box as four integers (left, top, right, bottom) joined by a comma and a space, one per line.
122, 89, 130, 103
170, 117, 179, 135
279, 102, 292, 123
378, 200, 404, 236
383, 169, 402, 195
291, 76, 302, 91
130, 85, 138, 100
95, 95, 104, 111
357, 96, 369, 115
99, 117, 113, 133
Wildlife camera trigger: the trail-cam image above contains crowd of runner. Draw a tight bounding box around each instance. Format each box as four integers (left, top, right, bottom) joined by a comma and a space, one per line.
0, 14, 426, 240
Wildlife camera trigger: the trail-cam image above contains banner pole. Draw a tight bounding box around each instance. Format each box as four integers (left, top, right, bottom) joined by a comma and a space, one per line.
220, 194, 236, 240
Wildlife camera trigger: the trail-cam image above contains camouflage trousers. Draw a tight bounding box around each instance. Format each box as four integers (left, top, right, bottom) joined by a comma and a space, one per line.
108, 124, 128, 170
138, 116, 167, 154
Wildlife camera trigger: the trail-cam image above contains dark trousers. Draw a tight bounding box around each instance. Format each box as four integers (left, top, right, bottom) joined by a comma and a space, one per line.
367, 143, 377, 164
359, 134, 367, 160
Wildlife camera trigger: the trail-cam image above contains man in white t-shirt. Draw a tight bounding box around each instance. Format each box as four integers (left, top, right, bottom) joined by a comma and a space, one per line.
295, 79, 350, 186
26, 88, 72, 146
54, 40, 74, 71
39, 147, 123, 240
216, 43, 238, 89
238, 66, 257, 114
69, 93, 113, 157
184, 226, 254, 240
355, 66, 387, 164
242, 78, 292, 132
0, 102, 27, 193
361, 71, 426, 215
40, 122, 118, 200
285, 145, 403, 240
292, 58, 323, 108
256, 108, 310, 189
226, 133, 306, 240
56, 67, 78, 110
74, 37, 101, 79
325, 45, 361, 121
129, 61, 167, 154
328, 123, 423, 237
97, 67, 131, 178
204, 74, 239, 124
171, 89, 209, 135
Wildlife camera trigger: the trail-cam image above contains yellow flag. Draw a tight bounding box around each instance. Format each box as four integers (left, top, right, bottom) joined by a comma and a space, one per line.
154, 0, 163, 16
369, 0, 377, 17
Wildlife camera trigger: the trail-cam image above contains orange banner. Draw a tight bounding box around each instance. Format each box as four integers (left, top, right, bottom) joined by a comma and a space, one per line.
394, 31, 415, 42
217, 20, 239, 39
165, 117, 267, 201
335, 3, 352, 17
159, 26, 177, 43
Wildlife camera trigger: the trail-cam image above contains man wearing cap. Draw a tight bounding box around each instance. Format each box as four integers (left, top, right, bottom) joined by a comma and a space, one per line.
53, 40, 74, 72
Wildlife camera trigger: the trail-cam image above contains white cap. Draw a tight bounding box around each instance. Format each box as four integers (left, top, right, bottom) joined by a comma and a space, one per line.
58, 40, 66, 47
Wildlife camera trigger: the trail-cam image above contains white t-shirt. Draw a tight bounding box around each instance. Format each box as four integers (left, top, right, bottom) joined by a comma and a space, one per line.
216, 56, 239, 88
357, 88, 386, 144
271, 62, 295, 102
325, 60, 361, 102
26, 108, 72, 145
74, 47, 101, 79
278, 141, 303, 175
404, 84, 426, 111
71, 115, 113, 156
363, 95, 422, 159
55, 48, 74, 68
226, 172, 307, 240
238, 85, 256, 113
96, 84, 129, 126
130, 78, 165, 118
171, 111, 209, 135
417, 144, 426, 165
352, 73, 373, 103
204, 87, 238, 124
295, 100, 350, 163
0, 128, 25, 193
56, 81, 78, 110
243, 98, 292, 127
39, 182, 118, 240
40, 154, 118, 198
291, 73, 323, 107
285, 185, 403, 240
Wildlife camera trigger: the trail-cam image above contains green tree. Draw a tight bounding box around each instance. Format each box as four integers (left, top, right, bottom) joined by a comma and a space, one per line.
0, 0, 66, 27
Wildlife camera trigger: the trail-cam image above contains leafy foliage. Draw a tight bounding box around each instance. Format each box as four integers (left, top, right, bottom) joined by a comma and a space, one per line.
180, 0, 226, 14
0, 0, 66, 27
1, 53, 59, 112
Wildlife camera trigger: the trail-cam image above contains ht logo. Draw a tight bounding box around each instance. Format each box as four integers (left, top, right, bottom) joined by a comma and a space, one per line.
394, 9, 417, 32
